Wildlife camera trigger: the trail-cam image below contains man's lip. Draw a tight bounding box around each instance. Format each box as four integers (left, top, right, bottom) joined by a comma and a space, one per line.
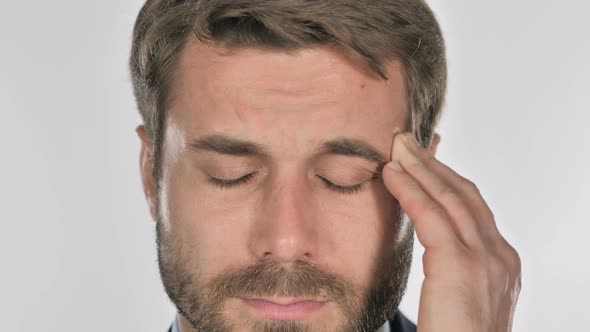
240, 297, 328, 320
241, 296, 327, 305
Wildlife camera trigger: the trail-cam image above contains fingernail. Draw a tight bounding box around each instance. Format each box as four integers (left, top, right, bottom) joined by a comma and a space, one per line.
390, 127, 403, 161
387, 161, 404, 172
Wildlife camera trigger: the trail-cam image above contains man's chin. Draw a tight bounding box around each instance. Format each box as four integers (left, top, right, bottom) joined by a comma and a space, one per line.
223, 297, 346, 331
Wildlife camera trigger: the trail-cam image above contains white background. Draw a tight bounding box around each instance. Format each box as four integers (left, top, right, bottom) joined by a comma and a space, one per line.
1, 1, 588, 331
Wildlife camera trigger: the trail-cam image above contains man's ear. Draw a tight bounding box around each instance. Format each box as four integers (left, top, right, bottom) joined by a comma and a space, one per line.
427, 132, 441, 158
136, 125, 158, 222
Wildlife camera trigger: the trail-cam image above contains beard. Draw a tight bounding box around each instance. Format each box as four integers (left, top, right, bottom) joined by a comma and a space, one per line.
156, 202, 414, 332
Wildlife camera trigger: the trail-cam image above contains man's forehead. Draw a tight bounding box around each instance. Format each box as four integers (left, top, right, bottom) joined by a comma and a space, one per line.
173, 37, 406, 99
169, 38, 406, 113
165, 38, 407, 161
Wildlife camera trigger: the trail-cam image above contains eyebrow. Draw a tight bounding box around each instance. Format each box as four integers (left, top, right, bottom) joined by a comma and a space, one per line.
188, 134, 388, 164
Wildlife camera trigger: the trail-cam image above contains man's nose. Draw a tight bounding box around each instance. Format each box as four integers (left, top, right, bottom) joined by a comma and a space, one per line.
248, 176, 319, 264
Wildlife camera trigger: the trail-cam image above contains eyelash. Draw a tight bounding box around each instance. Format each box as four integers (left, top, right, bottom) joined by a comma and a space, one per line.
317, 176, 362, 195
207, 173, 373, 195
208, 172, 257, 189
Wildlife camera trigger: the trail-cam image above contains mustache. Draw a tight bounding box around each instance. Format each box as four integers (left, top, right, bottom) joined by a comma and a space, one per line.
205, 259, 358, 304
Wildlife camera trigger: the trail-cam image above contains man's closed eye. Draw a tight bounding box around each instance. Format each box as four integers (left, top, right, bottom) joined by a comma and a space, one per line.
207, 172, 378, 195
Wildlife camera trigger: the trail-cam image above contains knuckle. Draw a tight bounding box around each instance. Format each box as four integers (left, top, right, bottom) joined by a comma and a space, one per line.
437, 184, 459, 200
453, 246, 522, 293
486, 207, 496, 222
424, 202, 447, 219
436, 186, 465, 209
497, 237, 521, 268
461, 177, 479, 194
461, 251, 508, 284
505, 244, 522, 273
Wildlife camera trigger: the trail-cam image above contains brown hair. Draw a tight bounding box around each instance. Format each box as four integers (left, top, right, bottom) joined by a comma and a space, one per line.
129, 0, 447, 184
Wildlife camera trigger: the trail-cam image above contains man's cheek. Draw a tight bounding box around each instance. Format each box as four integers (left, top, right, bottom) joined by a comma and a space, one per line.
170, 195, 254, 266
322, 184, 397, 231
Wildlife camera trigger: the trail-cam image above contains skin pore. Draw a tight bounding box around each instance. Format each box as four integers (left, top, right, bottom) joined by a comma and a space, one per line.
137, 38, 438, 331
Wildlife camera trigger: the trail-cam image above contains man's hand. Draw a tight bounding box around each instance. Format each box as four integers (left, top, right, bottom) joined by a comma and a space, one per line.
382, 131, 521, 332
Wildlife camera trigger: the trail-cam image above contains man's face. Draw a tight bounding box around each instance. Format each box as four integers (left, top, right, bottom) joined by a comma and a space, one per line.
139, 39, 414, 332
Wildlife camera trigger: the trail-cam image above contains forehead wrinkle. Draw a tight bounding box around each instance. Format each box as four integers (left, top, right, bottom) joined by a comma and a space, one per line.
236, 87, 339, 113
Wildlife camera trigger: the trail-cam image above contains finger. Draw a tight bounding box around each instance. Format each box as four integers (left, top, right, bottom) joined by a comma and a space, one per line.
391, 132, 484, 249
426, 158, 500, 240
404, 133, 500, 242
382, 157, 463, 250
